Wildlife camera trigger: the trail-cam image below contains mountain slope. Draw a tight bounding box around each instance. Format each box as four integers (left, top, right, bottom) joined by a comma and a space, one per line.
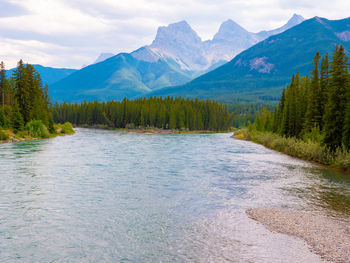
150, 17, 350, 103
50, 15, 304, 102
132, 15, 304, 71
132, 21, 207, 71
255, 14, 305, 39
93, 53, 115, 64
50, 53, 192, 102
7, 64, 76, 85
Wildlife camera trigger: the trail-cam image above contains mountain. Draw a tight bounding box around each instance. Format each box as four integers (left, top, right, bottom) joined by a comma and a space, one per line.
7, 64, 76, 86
256, 14, 305, 39
132, 14, 304, 71
132, 21, 207, 71
93, 53, 115, 64
51, 15, 304, 102
50, 53, 192, 102
202, 20, 257, 66
149, 17, 350, 103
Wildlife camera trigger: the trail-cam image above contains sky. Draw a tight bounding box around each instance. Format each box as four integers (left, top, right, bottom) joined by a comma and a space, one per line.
0, 0, 349, 69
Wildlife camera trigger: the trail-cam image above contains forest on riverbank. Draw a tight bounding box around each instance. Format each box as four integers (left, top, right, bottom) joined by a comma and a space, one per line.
243, 45, 350, 170
53, 97, 233, 131
0, 60, 73, 141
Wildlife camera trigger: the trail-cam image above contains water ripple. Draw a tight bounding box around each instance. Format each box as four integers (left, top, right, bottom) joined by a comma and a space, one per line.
0, 128, 349, 262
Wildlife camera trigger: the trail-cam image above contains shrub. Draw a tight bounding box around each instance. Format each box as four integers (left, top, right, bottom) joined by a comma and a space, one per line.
58, 122, 74, 134
333, 148, 350, 170
25, 120, 50, 138
0, 129, 9, 140
302, 125, 325, 144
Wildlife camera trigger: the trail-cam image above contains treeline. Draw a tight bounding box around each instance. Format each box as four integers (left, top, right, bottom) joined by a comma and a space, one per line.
227, 103, 276, 128
0, 60, 54, 134
252, 45, 350, 151
53, 97, 232, 131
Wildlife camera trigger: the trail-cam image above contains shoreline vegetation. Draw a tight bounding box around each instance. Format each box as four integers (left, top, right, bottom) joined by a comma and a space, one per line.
233, 129, 350, 172
53, 97, 233, 132
237, 45, 350, 172
246, 208, 350, 263
77, 124, 233, 134
0, 122, 75, 144
0, 60, 75, 145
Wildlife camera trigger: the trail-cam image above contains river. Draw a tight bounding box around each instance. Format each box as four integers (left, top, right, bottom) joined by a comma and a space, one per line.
0, 128, 349, 262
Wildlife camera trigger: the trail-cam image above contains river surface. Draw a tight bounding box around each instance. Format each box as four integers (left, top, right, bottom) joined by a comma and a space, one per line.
1, 128, 350, 262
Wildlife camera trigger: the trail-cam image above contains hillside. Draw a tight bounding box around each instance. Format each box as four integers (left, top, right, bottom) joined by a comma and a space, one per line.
50, 53, 192, 102
150, 17, 350, 103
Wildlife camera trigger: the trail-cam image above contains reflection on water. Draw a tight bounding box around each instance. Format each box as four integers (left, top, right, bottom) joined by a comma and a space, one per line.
0, 128, 349, 262
284, 167, 350, 220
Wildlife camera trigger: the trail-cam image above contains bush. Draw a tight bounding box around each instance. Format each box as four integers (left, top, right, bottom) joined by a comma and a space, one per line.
58, 122, 74, 134
302, 125, 325, 144
0, 129, 9, 140
334, 148, 350, 170
25, 120, 50, 138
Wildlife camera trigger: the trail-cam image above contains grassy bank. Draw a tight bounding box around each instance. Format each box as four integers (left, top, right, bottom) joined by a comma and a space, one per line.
0, 122, 74, 143
233, 129, 350, 171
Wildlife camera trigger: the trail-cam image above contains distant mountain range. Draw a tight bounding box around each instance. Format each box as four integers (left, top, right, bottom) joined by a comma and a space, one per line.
49, 14, 305, 102
132, 14, 304, 71
7, 65, 77, 86
150, 16, 350, 103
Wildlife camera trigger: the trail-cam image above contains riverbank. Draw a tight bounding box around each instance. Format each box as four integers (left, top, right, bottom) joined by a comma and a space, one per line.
77, 125, 232, 134
117, 128, 229, 134
233, 129, 350, 172
246, 208, 350, 263
0, 122, 75, 144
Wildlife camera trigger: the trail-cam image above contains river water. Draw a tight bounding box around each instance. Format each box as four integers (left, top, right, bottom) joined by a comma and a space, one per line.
0, 128, 349, 262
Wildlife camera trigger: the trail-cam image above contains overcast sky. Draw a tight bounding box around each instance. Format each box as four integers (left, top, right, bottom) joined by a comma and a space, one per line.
0, 0, 349, 69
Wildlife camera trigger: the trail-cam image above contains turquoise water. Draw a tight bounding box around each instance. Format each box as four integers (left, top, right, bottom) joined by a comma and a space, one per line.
0, 128, 349, 262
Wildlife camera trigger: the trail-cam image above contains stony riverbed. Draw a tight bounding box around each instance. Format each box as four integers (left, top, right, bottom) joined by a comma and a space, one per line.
246, 208, 350, 263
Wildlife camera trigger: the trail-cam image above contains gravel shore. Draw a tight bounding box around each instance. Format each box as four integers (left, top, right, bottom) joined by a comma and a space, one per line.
246, 208, 350, 263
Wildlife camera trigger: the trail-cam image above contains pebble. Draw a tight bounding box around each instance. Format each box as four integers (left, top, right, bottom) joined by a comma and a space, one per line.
246, 208, 350, 263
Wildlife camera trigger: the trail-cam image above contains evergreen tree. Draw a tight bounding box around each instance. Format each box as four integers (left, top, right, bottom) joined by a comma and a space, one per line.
320, 53, 329, 127
53, 97, 232, 131
11, 101, 24, 132
323, 45, 349, 150
0, 61, 6, 106
274, 88, 285, 133
304, 52, 322, 131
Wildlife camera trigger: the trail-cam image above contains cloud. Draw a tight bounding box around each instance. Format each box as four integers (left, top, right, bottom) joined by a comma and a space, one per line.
0, 0, 350, 68
0, 0, 28, 18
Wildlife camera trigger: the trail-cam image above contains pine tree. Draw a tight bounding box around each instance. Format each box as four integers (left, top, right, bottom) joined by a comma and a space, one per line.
320, 53, 329, 127
274, 88, 285, 133
11, 101, 24, 132
304, 52, 322, 132
323, 45, 349, 150
0, 61, 6, 106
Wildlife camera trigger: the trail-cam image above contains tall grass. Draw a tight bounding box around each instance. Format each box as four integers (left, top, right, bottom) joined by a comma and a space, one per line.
240, 129, 350, 171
